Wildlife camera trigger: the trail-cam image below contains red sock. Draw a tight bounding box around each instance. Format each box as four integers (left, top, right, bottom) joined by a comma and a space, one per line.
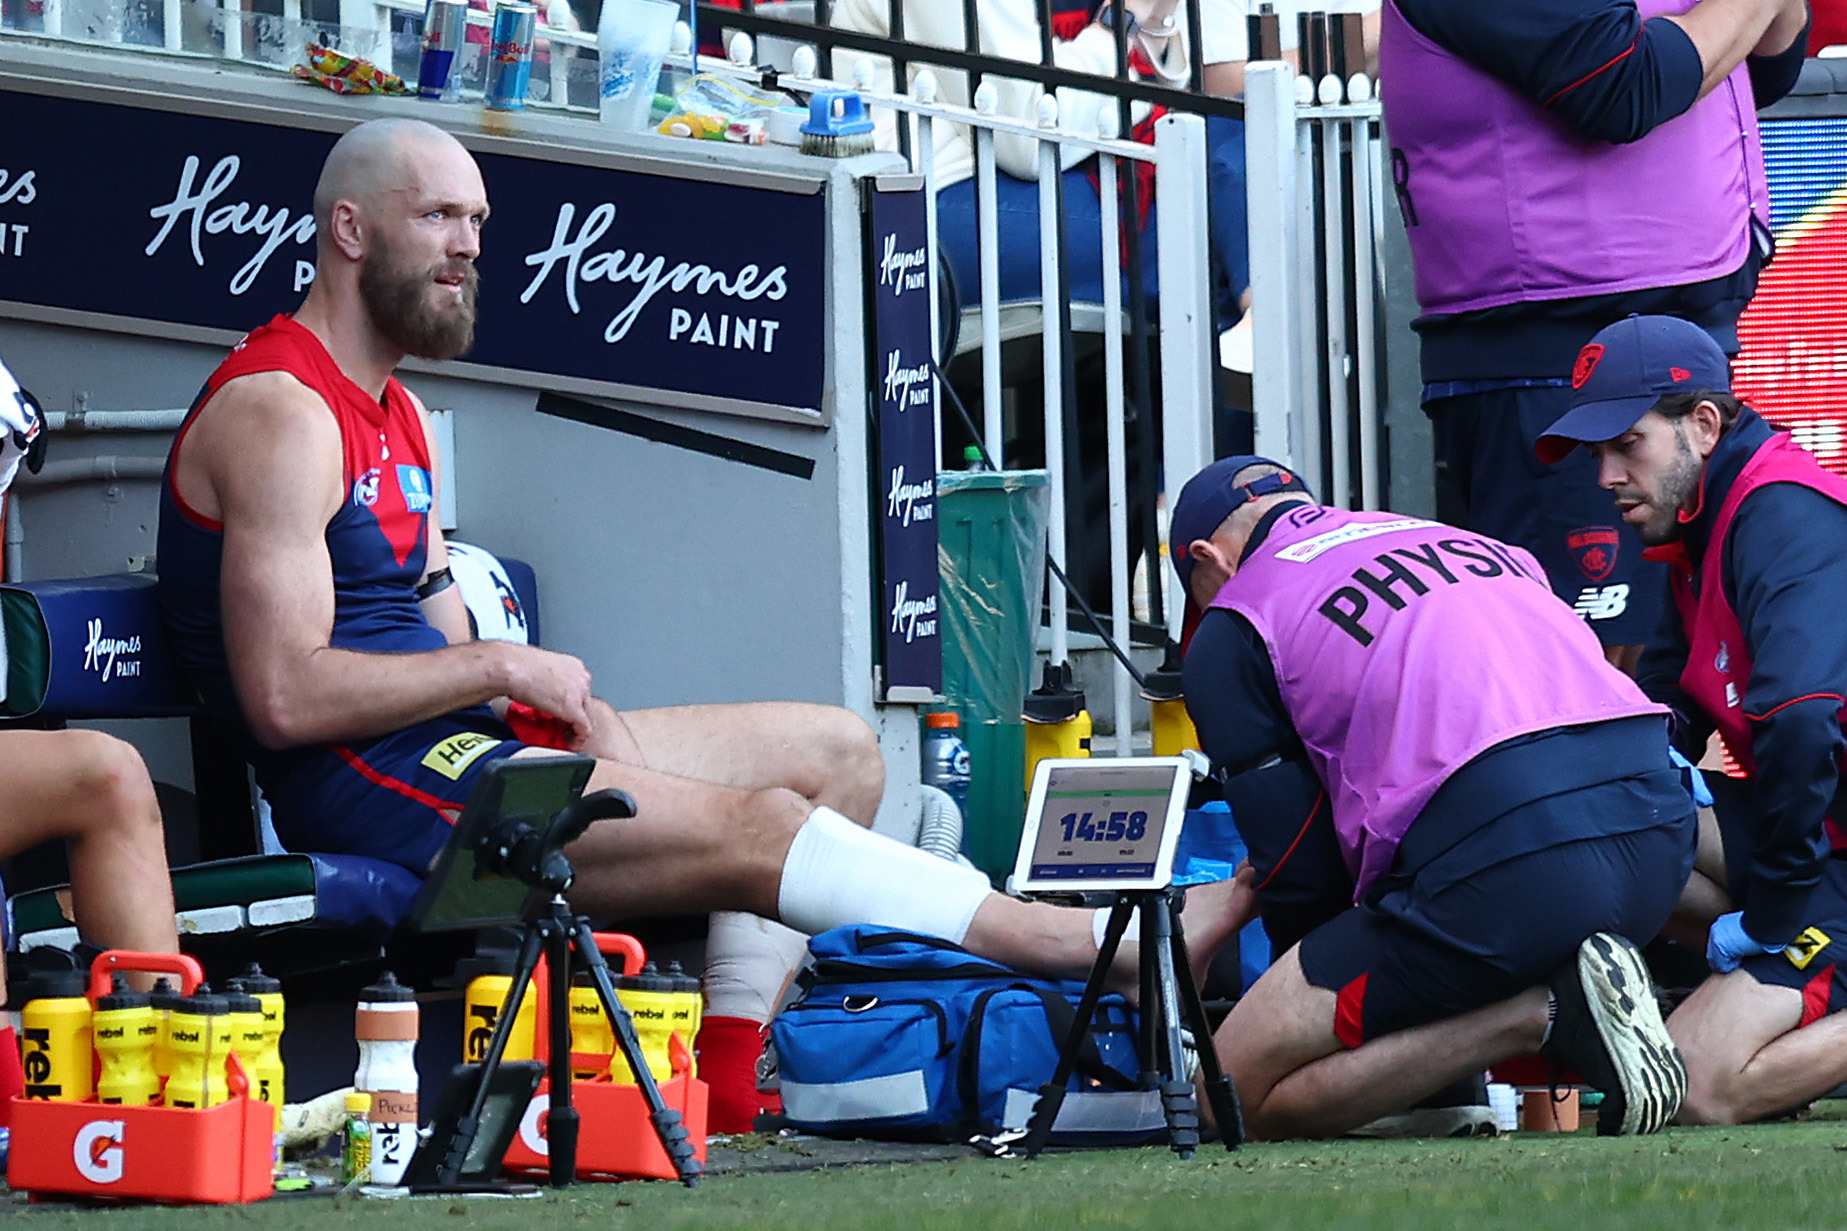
0, 1025, 22, 1128
696, 1015, 770, 1134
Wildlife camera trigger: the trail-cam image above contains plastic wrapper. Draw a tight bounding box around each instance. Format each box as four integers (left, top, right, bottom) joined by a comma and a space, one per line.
936, 468, 1049, 722
291, 42, 410, 94
652, 72, 788, 145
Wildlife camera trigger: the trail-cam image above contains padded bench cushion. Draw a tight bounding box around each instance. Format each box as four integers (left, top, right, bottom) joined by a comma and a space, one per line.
1, 573, 193, 719
10, 853, 422, 951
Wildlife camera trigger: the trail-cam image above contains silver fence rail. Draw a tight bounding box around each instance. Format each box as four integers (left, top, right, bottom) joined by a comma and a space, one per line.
1245, 58, 1388, 511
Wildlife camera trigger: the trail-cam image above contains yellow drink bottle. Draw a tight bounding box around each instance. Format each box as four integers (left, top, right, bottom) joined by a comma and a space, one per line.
461, 952, 536, 1063
1141, 642, 1199, 757
222, 983, 270, 1104
569, 974, 614, 1080
163, 984, 233, 1108
93, 974, 160, 1106
609, 962, 675, 1084
148, 977, 181, 1084
1023, 663, 1091, 787
19, 970, 93, 1102
663, 961, 702, 1078
234, 964, 288, 1117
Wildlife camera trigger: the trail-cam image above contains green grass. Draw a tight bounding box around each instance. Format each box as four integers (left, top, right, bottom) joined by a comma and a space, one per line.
17, 1116, 1847, 1231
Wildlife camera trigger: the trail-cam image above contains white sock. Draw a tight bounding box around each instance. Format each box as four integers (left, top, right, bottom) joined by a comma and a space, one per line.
1092, 906, 1142, 950
777, 806, 993, 943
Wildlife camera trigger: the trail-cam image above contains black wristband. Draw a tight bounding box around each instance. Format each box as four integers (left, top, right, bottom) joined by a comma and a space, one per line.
416, 567, 455, 600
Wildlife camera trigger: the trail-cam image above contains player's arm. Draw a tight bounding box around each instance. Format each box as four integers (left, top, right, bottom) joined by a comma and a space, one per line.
208, 375, 591, 748
1728, 484, 1847, 946
407, 390, 474, 649
1183, 608, 1350, 942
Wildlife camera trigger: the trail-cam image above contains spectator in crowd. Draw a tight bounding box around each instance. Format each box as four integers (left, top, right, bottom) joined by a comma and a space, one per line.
1380, 0, 1810, 673
830, 0, 1254, 325
1172, 455, 1694, 1139
1536, 314, 1847, 1125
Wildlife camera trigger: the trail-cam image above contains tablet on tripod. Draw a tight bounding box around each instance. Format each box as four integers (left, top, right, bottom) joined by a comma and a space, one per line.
408, 753, 596, 933
1011, 757, 1191, 894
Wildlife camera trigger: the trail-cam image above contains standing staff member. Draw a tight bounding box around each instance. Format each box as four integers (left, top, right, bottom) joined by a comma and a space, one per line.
1537, 314, 1847, 1125
1173, 456, 1694, 1140
1381, 0, 1809, 669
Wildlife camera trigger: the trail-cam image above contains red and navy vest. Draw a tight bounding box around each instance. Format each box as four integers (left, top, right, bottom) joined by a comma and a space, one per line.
1211, 506, 1663, 895
158, 315, 443, 772
1661, 432, 1847, 850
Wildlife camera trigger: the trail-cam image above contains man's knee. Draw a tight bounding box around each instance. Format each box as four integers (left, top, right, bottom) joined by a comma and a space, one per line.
59, 731, 158, 831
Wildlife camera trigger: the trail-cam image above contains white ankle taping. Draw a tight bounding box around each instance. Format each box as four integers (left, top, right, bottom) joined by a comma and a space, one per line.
1092, 906, 1142, 950
703, 911, 812, 1024
777, 805, 992, 944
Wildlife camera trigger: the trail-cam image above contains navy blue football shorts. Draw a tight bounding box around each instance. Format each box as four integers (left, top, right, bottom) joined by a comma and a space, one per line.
1426, 383, 1664, 646
264, 707, 538, 873
1738, 860, 1847, 1026
1296, 771, 1695, 1047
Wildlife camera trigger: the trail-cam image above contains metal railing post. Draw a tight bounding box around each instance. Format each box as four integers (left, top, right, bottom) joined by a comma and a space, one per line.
1245, 62, 1301, 474
1036, 96, 1070, 669
1153, 109, 1211, 641
1098, 111, 1132, 757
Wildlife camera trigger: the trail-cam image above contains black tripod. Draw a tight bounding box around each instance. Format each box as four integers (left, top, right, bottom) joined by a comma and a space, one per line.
432, 788, 702, 1188
1018, 888, 1243, 1159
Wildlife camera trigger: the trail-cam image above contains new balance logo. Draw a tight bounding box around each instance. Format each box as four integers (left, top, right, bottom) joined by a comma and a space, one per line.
1573, 584, 1630, 621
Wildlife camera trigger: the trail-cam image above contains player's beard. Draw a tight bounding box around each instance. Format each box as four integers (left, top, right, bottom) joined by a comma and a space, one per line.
359, 232, 479, 361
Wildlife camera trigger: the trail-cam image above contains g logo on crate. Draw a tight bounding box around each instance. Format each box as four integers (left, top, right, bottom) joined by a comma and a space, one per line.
73, 1120, 127, 1184
518, 1095, 551, 1156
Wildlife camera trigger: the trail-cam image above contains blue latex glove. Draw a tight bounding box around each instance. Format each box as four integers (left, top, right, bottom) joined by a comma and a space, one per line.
1669, 746, 1714, 808
1706, 911, 1786, 973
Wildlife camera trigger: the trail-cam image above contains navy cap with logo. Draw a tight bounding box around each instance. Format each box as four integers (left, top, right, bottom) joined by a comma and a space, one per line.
1535, 315, 1732, 464
1169, 455, 1313, 594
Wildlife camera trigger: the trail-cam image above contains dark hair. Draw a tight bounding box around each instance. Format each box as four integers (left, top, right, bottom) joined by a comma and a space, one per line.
1654, 390, 1742, 431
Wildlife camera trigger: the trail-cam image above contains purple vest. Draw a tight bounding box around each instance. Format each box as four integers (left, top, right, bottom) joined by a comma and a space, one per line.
1380, 0, 1770, 317
1212, 507, 1664, 895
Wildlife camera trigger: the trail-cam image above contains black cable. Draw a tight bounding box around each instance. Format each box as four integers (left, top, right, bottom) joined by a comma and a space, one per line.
932, 358, 1151, 691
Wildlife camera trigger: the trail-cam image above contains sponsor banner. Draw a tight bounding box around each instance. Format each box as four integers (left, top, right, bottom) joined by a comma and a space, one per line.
866, 183, 940, 699
0, 87, 827, 419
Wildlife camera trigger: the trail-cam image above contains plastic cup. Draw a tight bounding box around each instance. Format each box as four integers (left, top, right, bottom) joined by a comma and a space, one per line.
597, 0, 676, 131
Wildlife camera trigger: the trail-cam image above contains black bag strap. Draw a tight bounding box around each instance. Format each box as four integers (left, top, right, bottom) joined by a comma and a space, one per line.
1025, 986, 1140, 1093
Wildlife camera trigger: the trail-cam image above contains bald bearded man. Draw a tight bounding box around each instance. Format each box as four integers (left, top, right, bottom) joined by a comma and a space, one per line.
155, 119, 1246, 1127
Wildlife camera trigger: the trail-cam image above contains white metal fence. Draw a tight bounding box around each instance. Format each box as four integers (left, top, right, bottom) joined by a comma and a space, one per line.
1245, 58, 1389, 512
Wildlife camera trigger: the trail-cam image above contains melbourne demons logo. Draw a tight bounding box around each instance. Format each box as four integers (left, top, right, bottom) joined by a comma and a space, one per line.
1567, 526, 1619, 582
1572, 343, 1605, 390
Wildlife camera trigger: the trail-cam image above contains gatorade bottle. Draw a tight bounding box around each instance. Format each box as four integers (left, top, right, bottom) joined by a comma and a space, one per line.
355, 972, 419, 1187
663, 961, 702, 1078
460, 951, 536, 1064
19, 970, 94, 1102
163, 984, 233, 1108
341, 1091, 374, 1185
921, 712, 972, 823
569, 973, 614, 1081
93, 975, 160, 1106
610, 962, 675, 1084
235, 964, 288, 1118
149, 977, 182, 1084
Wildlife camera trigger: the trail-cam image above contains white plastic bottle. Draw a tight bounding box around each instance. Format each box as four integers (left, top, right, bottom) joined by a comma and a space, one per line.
354, 971, 419, 1187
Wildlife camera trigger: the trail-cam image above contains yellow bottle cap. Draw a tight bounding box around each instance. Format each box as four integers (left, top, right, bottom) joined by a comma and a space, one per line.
346, 1091, 372, 1114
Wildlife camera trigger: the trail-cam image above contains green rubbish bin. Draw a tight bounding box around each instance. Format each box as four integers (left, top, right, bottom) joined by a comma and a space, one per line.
935, 467, 1049, 883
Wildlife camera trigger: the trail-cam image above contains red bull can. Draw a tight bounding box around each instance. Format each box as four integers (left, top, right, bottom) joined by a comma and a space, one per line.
418, 0, 467, 100
485, 2, 537, 111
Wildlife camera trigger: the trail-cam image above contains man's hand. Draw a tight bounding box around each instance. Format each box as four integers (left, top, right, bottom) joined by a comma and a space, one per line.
496, 643, 596, 749
1706, 910, 1787, 973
